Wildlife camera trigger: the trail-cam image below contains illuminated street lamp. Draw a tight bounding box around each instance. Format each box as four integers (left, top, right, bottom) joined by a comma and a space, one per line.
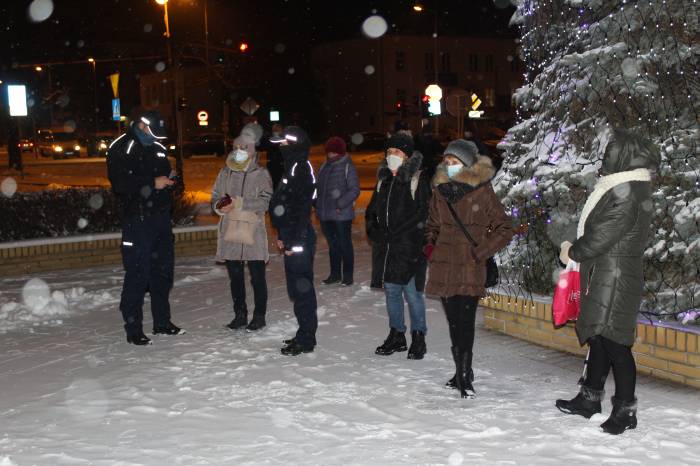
88, 58, 98, 136
35, 66, 43, 72
413, 1, 441, 128
154, 0, 184, 189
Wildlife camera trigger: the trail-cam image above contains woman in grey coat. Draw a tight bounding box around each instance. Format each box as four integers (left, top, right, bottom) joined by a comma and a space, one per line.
556, 128, 659, 435
211, 133, 273, 331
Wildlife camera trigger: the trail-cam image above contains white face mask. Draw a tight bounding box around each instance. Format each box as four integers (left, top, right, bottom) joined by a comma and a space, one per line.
386, 154, 404, 171
233, 149, 249, 163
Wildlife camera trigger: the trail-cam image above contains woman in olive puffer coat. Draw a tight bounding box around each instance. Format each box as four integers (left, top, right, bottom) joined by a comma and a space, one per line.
555, 128, 659, 436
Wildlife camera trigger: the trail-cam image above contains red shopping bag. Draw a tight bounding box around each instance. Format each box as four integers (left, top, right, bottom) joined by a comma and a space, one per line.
552, 261, 581, 327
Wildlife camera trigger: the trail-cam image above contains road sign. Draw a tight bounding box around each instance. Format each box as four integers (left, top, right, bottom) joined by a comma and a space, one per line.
471, 93, 482, 111
111, 98, 121, 121
425, 84, 443, 101
109, 73, 119, 98
240, 97, 259, 116
8, 85, 28, 116
197, 110, 209, 126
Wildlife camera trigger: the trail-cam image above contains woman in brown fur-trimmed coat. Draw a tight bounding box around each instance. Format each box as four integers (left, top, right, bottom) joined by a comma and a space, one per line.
424, 139, 513, 398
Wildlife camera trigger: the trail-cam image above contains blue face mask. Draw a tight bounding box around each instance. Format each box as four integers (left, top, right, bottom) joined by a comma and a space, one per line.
446, 164, 462, 178
135, 126, 157, 147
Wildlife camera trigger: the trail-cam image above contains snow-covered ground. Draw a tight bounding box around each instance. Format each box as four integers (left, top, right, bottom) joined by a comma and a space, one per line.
1, 238, 699, 465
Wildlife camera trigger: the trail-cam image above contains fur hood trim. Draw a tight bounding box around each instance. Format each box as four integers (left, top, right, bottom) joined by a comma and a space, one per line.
432, 155, 495, 188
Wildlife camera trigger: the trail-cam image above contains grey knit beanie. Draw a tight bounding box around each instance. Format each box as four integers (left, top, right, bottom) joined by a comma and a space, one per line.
443, 139, 479, 167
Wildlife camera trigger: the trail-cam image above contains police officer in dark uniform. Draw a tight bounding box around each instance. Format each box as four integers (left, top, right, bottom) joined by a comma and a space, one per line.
107, 110, 184, 345
269, 126, 318, 356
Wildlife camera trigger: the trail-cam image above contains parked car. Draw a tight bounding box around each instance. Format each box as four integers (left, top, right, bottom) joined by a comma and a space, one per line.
37, 130, 82, 158
345, 131, 387, 152
182, 133, 228, 157
84, 133, 115, 157
18, 138, 35, 152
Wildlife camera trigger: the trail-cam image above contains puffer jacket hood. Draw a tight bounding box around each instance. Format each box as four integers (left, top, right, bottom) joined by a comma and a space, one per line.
377, 151, 423, 183
601, 128, 660, 175
279, 126, 311, 166
226, 152, 260, 172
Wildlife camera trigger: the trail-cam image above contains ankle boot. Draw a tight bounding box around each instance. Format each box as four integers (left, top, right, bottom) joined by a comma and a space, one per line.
601, 397, 637, 435
407, 330, 426, 360
375, 328, 407, 355
555, 385, 604, 418
246, 313, 266, 331
227, 302, 248, 330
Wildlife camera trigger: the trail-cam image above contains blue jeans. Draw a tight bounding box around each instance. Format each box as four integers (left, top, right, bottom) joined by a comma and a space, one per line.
384, 277, 427, 334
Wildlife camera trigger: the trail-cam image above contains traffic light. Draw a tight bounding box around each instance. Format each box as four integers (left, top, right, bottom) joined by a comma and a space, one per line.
395, 100, 403, 111
421, 95, 430, 118
239, 42, 249, 52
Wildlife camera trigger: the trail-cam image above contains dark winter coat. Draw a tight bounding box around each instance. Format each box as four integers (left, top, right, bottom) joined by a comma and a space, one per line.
365, 152, 431, 290
570, 130, 658, 347
106, 127, 172, 218
211, 155, 273, 262
316, 154, 360, 222
425, 157, 514, 297
269, 132, 316, 249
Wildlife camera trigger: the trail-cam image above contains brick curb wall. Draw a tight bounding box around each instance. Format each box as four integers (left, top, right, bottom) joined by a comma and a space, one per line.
480, 294, 700, 389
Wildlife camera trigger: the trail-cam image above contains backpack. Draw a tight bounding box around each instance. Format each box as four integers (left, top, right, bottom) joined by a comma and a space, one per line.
376, 170, 422, 200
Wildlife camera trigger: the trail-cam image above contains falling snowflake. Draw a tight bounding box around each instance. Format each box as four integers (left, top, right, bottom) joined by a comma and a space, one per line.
1, 177, 18, 198
362, 15, 388, 39
28, 0, 53, 23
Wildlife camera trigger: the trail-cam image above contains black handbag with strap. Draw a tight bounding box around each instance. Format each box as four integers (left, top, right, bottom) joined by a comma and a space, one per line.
445, 202, 499, 288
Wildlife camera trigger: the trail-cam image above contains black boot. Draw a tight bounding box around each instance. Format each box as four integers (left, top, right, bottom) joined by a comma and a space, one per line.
126, 332, 152, 345
451, 347, 476, 398
555, 385, 604, 418
321, 275, 341, 285
375, 328, 407, 355
446, 369, 473, 389
227, 303, 248, 330
601, 397, 637, 435
407, 330, 426, 360
280, 340, 314, 356
246, 314, 266, 332
152, 321, 185, 335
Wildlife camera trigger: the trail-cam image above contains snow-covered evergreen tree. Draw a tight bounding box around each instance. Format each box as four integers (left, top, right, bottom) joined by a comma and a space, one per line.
495, 0, 699, 321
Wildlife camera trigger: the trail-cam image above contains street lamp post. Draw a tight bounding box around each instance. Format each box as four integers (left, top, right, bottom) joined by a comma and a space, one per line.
88, 58, 97, 137
155, 0, 185, 190
413, 1, 440, 132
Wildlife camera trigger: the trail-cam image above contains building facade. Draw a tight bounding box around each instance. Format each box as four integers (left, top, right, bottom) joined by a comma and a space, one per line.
311, 35, 523, 138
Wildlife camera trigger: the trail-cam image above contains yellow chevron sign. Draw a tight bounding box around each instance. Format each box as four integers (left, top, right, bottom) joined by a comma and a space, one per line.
471, 93, 482, 111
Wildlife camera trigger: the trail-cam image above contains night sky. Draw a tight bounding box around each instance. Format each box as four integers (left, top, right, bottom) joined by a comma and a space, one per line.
0, 0, 517, 137
2, 0, 516, 65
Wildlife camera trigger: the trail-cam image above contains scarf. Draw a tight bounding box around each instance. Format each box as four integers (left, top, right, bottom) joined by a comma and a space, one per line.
577, 168, 651, 238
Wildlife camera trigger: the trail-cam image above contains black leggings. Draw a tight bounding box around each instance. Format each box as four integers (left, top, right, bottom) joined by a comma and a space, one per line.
441, 295, 479, 351
585, 335, 636, 402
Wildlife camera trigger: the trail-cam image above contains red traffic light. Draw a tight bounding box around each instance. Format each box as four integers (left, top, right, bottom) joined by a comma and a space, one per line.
421, 95, 430, 103
395, 101, 402, 109
239, 42, 249, 52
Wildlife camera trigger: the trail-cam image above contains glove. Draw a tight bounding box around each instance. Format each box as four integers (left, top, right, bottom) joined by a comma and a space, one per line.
423, 244, 434, 260
215, 193, 232, 210
560, 241, 573, 265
